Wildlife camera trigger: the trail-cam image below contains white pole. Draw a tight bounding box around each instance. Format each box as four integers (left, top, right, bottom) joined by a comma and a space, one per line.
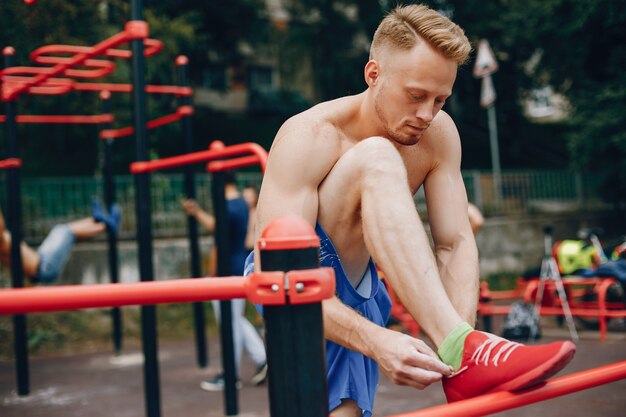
487, 104, 502, 208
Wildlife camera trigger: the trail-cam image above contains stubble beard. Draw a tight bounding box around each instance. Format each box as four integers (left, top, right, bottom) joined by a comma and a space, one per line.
373, 87, 420, 146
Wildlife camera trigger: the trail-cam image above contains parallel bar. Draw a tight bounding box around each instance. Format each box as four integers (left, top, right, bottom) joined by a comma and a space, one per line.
0, 277, 248, 315
388, 361, 626, 417
100, 107, 192, 139
2, 76, 192, 96
0, 114, 114, 124
130, 142, 268, 174
207, 155, 263, 173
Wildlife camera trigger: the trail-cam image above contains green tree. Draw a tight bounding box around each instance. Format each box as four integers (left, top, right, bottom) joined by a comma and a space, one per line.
449, 0, 626, 206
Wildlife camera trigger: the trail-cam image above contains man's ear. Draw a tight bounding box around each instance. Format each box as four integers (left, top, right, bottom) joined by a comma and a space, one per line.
364, 60, 380, 87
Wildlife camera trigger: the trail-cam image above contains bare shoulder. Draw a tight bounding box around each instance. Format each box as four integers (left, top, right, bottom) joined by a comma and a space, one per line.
423, 110, 462, 158
270, 105, 343, 169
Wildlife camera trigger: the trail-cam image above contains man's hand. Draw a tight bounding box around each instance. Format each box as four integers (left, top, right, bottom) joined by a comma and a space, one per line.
372, 328, 452, 390
182, 199, 199, 217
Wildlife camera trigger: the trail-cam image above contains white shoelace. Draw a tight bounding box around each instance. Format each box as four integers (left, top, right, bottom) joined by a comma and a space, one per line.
470, 339, 522, 367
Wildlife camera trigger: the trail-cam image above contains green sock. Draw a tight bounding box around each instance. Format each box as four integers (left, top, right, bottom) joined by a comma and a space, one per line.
437, 322, 474, 371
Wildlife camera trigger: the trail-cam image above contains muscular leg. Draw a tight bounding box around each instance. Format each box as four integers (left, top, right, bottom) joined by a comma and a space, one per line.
66, 218, 106, 240
317, 137, 466, 347
330, 399, 361, 417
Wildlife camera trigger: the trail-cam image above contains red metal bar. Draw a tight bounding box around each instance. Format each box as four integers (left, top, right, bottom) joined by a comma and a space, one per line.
0, 158, 22, 169
207, 155, 262, 173
0, 114, 113, 124
0, 277, 245, 315
99, 106, 193, 139
1, 21, 159, 101
3, 75, 192, 97
130, 142, 268, 174
388, 361, 626, 417
0, 266, 338, 315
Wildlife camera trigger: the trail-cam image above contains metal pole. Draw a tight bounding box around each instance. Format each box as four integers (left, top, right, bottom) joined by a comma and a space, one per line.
3, 46, 30, 397
487, 104, 502, 210
100, 91, 123, 355
212, 171, 238, 415
260, 218, 328, 417
177, 56, 207, 368
130, 1, 161, 417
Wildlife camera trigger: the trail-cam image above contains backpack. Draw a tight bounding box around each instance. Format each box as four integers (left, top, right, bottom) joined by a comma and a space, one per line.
554, 240, 599, 275
502, 301, 541, 340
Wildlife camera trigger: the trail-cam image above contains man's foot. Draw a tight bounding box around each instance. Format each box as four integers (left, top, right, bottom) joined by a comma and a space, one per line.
200, 373, 242, 392
91, 198, 106, 224
250, 363, 268, 385
108, 203, 122, 233
442, 331, 576, 402
91, 198, 121, 234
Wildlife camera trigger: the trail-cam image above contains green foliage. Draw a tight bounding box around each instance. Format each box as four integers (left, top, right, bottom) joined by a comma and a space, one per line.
448, 0, 626, 206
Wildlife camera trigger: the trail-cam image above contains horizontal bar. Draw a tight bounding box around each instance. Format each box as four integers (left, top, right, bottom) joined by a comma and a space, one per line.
388, 361, 626, 417
3, 75, 192, 97
0, 277, 248, 315
0, 158, 22, 169
478, 304, 626, 318
207, 155, 262, 173
99, 106, 193, 139
130, 142, 267, 174
0, 114, 113, 124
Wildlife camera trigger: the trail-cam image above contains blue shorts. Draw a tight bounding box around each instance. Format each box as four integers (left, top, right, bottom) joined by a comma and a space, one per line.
244, 223, 391, 416
35, 224, 75, 283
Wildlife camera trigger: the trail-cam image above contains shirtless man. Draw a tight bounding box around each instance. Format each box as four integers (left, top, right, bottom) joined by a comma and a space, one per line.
246, 5, 575, 416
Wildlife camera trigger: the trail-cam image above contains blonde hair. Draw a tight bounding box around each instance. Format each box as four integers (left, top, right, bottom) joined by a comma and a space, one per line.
371, 4, 471, 65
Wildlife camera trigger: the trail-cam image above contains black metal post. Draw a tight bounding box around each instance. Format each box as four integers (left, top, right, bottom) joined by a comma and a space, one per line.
3, 47, 30, 397
177, 56, 207, 368
130, 2, 161, 417
101, 92, 123, 355
211, 171, 238, 415
260, 219, 328, 417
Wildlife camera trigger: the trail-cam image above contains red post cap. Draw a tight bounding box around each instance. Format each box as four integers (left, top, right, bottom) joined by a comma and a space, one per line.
258, 215, 320, 251
99, 90, 111, 100
3, 47, 16, 56
210, 140, 225, 150
175, 55, 189, 66
24, 0, 37, 5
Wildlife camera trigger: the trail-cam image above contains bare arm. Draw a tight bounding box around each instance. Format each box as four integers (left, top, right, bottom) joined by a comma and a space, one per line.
423, 114, 479, 325
182, 199, 216, 233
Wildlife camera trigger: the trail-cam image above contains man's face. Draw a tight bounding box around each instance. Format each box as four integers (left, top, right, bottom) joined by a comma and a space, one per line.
373, 42, 457, 146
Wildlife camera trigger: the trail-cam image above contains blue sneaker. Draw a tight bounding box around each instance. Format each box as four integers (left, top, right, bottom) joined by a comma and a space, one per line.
92, 198, 122, 234
91, 198, 107, 224
108, 203, 122, 233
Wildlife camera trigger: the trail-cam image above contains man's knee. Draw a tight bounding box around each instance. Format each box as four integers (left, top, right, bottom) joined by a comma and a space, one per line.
345, 136, 404, 173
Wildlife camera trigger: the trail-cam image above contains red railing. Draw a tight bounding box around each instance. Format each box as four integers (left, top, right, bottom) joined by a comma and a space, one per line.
388, 360, 626, 417
130, 142, 268, 174
0, 268, 335, 315
0, 114, 113, 124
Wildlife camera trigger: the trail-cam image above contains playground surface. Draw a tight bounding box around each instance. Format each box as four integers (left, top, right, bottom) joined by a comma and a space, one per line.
1, 321, 625, 417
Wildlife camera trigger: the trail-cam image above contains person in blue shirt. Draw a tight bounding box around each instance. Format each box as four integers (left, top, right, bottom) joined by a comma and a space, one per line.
182, 171, 267, 390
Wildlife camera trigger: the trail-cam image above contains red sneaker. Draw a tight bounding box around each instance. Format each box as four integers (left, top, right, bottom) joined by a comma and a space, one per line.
442, 331, 576, 402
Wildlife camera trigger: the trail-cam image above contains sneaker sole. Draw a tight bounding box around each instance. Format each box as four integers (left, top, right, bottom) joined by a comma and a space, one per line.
488, 341, 576, 394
